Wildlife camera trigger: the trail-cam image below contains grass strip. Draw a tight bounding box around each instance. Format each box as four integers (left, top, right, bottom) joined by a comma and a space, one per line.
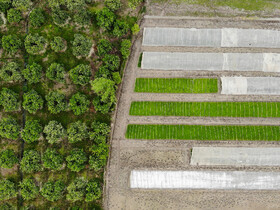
130, 101, 280, 118
126, 124, 280, 140
134, 78, 218, 93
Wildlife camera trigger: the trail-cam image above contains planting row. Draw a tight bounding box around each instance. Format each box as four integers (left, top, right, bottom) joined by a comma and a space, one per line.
134, 78, 219, 93
126, 124, 280, 140
129, 101, 280, 118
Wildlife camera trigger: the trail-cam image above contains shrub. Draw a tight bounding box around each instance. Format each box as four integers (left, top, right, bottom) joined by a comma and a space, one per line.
120, 39, 131, 59
89, 143, 109, 171
95, 65, 110, 78
48, 0, 60, 9
50, 37, 66, 52
85, 180, 101, 202
89, 121, 110, 143
12, 0, 32, 11
66, 178, 87, 202
105, 0, 121, 11
0, 180, 17, 201
112, 72, 121, 84
43, 121, 66, 144
23, 90, 43, 114
128, 0, 143, 9
29, 8, 45, 27
22, 62, 42, 84
52, 9, 69, 25
65, 0, 85, 10
21, 120, 42, 143
67, 121, 88, 143
96, 8, 115, 31
24, 34, 47, 55
0, 0, 11, 12
7, 8, 22, 23
91, 78, 116, 114
74, 10, 91, 26
113, 20, 129, 37
66, 148, 87, 172
0, 62, 22, 82
102, 54, 120, 71
41, 180, 65, 202
46, 63, 66, 83
131, 23, 140, 35
69, 64, 91, 86
0, 88, 19, 112
97, 39, 112, 57
45, 91, 67, 114
19, 179, 39, 200
69, 93, 90, 115
72, 34, 92, 57
0, 149, 18, 168
20, 150, 41, 173
0, 117, 20, 140
42, 148, 63, 170
2, 35, 22, 55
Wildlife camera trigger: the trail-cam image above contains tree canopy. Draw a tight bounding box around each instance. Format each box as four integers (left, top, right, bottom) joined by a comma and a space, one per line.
66, 149, 87, 172
45, 91, 67, 114
20, 150, 41, 173
22, 90, 44, 114
0, 149, 18, 168
69, 64, 91, 86
22, 63, 42, 84
41, 180, 65, 202
0, 180, 17, 201
42, 148, 64, 170
0, 117, 20, 140
67, 121, 88, 143
43, 120, 66, 144
0, 88, 20, 112
19, 179, 39, 200
21, 120, 42, 143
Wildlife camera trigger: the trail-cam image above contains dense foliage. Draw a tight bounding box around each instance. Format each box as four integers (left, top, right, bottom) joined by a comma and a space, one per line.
12, 0, 32, 11
45, 91, 67, 114
0, 88, 19, 112
41, 180, 65, 202
22, 63, 42, 84
69, 64, 91, 86
0, 62, 22, 82
19, 179, 39, 200
2, 35, 22, 54
43, 120, 66, 144
97, 39, 112, 57
46, 63, 66, 83
113, 20, 129, 37
66, 149, 87, 172
90, 121, 110, 143
29, 8, 45, 27
22, 90, 43, 114
131, 23, 140, 35
24, 34, 47, 55
0, 149, 18, 168
89, 143, 109, 171
67, 121, 88, 143
105, 0, 121, 11
66, 178, 86, 202
96, 8, 115, 30
21, 120, 42, 143
72, 34, 92, 57
0, 117, 20, 140
74, 10, 91, 26
52, 9, 69, 25
0, 180, 17, 201
69, 92, 90, 115
102, 54, 120, 71
50, 37, 66, 52
42, 148, 63, 170
20, 150, 41, 173
120, 39, 131, 59
85, 180, 102, 202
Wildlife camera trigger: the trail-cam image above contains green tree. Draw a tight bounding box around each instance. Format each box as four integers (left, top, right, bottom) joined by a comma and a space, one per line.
128, 0, 143, 9
89, 143, 109, 171
66, 178, 87, 202
52, 9, 69, 25
91, 78, 116, 114
85, 180, 101, 202
112, 72, 121, 84
42, 148, 63, 170
102, 54, 120, 71
45, 91, 67, 114
69, 93, 90, 115
20, 150, 41, 173
72, 34, 92, 57
24, 34, 47, 55
69, 64, 91, 86
67, 121, 88, 143
131, 23, 140, 35
0, 62, 22, 82
0, 0, 11, 12
0, 149, 18, 168
23, 90, 43, 114
43, 120, 66, 144
50, 37, 66, 52
0, 117, 20, 140
66, 148, 87, 172
65, 0, 85, 10
19, 179, 39, 200
0, 180, 17, 201
7, 8, 22, 23
97, 39, 112, 57
89, 121, 110, 143
47, 0, 61, 9
29, 8, 45, 27
22, 62, 42, 84
95, 64, 110, 78
46, 63, 66, 83
74, 10, 91, 26
105, 0, 121, 11
113, 20, 129, 37
96, 8, 115, 31
120, 39, 131, 59
2, 35, 22, 55
12, 0, 32, 11
41, 180, 65, 202
0, 88, 19, 112
21, 120, 42, 143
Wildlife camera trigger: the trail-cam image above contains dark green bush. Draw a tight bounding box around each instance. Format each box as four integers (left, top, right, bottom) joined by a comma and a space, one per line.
67, 121, 88, 143
21, 120, 42, 143
46, 63, 66, 83
41, 180, 65, 202
69, 64, 91, 86
66, 178, 87, 202
0, 180, 17, 201
120, 39, 131, 59
20, 150, 41, 173
50, 37, 66, 52
96, 8, 115, 31
74, 10, 91, 26
24, 34, 47, 55
66, 148, 87, 172
0, 117, 20, 140
113, 20, 129, 37
0, 62, 22, 82
7, 8, 22, 23
52, 9, 69, 25
29, 8, 45, 27
22, 62, 42, 84
0, 149, 18, 168
97, 39, 112, 57
0, 0, 11, 12
45, 91, 67, 114
85, 180, 101, 202
95, 64, 110, 78
102, 54, 120, 71
0, 88, 19, 112
22, 90, 43, 114
69, 93, 90, 115
43, 120, 66, 144
89, 143, 109, 171
2, 35, 22, 55
12, 0, 32, 11
19, 179, 39, 200
72, 34, 92, 57
89, 121, 110, 143
42, 148, 63, 170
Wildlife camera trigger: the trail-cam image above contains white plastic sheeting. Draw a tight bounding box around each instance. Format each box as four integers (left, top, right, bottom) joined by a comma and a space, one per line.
191, 147, 280, 166
130, 170, 280, 190
221, 77, 280, 95
143, 28, 280, 48
141, 52, 280, 72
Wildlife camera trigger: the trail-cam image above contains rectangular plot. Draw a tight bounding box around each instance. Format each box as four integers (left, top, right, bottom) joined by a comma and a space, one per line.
222, 77, 280, 95
191, 147, 280, 166
130, 170, 280, 190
